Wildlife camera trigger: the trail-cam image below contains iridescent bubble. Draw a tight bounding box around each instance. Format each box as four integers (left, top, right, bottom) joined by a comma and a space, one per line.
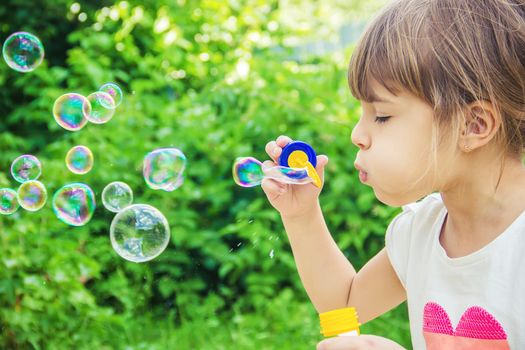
53, 93, 91, 131
143, 148, 187, 191
99, 82, 123, 108
102, 181, 133, 213
66, 145, 94, 175
233, 157, 264, 187
232, 157, 311, 187
0, 188, 19, 215
83, 91, 115, 124
17, 180, 47, 212
11, 155, 42, 183
52, 183, 96, 226
110, 204, 170, 263
2, 32, 44, 72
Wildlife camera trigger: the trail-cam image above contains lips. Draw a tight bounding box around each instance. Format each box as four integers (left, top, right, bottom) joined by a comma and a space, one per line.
359, 170, 368, 182
354, 163, 368, 182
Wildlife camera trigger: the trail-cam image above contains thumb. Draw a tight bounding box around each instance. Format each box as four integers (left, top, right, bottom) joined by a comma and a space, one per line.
315, 155, 329, 179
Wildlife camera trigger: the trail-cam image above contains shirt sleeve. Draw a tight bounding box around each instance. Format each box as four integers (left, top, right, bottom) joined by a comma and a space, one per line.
384, 207, 415, 289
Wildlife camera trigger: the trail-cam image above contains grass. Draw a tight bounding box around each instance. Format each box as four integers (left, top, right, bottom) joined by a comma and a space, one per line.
110, 289, 412, 350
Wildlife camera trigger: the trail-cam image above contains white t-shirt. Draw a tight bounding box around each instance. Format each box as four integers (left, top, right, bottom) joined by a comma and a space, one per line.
385, 193, 525, 349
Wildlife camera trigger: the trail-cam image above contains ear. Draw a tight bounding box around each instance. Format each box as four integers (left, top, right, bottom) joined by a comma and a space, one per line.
460, 101, 501, 152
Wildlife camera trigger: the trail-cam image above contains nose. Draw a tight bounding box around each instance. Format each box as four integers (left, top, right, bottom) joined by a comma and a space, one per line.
351, 119, 370, 150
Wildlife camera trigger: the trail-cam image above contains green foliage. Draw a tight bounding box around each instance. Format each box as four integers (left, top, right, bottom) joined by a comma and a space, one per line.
0, 0, 410, 348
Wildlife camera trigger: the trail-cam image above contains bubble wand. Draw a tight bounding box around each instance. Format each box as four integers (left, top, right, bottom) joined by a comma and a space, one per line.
233, 141, 322, 188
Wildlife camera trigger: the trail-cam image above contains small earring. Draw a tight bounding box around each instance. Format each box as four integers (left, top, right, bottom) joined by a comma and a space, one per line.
464, 144, 471, 152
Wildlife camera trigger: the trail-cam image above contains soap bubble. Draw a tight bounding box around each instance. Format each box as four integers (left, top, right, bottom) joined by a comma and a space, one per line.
233, 157, 264, 187
0, 188, 19, 215
83, 91, 115, 124
53, 93, 90, 131
99, 82, 123, 108
11, 155, 42, 183
17, 180, 47, 212
102, 181, 133, 213
52, 183, 96, 226
2, 32, 44, 72
143, 148, 187, 191
66, 145, 94, 174
232, 157, 311, 187
110, 204, 170, 263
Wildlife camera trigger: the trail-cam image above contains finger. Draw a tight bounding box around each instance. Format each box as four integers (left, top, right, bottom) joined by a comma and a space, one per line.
316, 155, 329, 171
265, 141, 281, 162
317, 337, 360, 350
262, 160, 277, 170
261, 178, 287, 198
315, 155, 329, 182
318, 335, 405, 350
276, 135, 293, 148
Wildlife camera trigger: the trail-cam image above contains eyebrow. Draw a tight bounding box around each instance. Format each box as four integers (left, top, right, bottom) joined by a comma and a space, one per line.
369, 95, 396, 104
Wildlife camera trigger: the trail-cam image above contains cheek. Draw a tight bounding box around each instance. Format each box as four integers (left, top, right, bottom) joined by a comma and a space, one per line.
374, 142, 433, 184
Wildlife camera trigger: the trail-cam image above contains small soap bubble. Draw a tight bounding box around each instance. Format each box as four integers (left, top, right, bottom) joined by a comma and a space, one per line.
11, 155, 42, 183
0, 188, 19, 215
232, 157, 311, 187
143, 148, 187, 191
232, 157, 264, 187
17, 180, 47, 212
102, 181, 133, 213
2, 32, 44, 72
52, 183, 96, 226
99, 82, 123, 108
66, 145, 94, 174
53, 93, 90, 131
110, 204, 170, 263
83, 91, 115, 124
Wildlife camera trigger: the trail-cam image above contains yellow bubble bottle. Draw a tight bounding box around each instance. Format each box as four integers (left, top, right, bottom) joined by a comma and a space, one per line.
319, 307, 360, 337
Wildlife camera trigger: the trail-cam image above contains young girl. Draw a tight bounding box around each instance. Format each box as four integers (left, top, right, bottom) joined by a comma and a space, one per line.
261, 0, 525, 349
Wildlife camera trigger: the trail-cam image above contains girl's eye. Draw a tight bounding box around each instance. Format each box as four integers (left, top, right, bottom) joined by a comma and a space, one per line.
374, 116, 391, 124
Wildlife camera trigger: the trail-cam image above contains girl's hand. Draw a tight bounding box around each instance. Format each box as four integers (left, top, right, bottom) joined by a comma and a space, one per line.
317, 335, 406, 350
261, 135, 329, 218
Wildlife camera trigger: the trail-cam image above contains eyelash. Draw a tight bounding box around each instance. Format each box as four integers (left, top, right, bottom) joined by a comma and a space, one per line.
374, 116, 391, 124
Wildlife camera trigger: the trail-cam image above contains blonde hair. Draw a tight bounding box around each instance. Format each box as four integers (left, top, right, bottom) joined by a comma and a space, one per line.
348, 0, 525, 186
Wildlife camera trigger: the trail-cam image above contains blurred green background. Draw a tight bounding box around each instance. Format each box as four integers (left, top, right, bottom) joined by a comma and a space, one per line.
0, 0, 412, 349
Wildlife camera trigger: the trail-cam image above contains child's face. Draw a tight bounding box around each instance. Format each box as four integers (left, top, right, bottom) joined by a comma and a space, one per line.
351, 81, 445, 206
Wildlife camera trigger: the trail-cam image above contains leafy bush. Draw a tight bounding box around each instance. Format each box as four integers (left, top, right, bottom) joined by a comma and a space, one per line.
0, 0, 410, 348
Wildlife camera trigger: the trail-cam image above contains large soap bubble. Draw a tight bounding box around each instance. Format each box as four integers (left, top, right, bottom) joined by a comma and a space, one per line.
102, 181, 133, 213
2, 32, 44, 72
0, 188, 19, 215
143, 148, 187, 191
17, 180, 47, 212
110, 204, 170, 263
53, 93, 91, 131
11, 155, 42, 183
52, 183, 96, 226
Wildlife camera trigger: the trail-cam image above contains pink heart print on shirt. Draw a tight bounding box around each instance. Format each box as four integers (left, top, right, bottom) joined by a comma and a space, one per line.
423, 302, 510, 349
